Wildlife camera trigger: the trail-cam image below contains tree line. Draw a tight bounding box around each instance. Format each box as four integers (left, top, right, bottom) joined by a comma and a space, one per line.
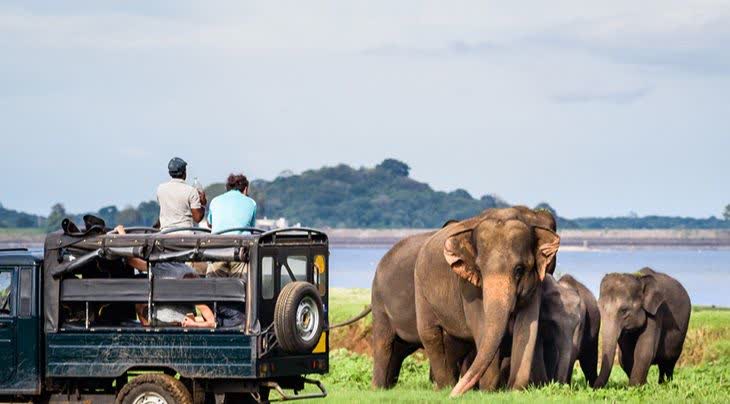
3, 159, 730, 231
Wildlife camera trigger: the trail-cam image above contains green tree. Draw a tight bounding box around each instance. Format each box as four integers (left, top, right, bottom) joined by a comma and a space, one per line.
724, 204, 730, 221
137, 201, 160, 226
46, 203, 66, 232
116, 206, 141, 226
97, 206, 118, 227
376, 159, 410, 177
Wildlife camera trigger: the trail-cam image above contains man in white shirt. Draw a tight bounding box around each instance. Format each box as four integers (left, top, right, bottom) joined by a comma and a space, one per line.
156, 157, 207, 230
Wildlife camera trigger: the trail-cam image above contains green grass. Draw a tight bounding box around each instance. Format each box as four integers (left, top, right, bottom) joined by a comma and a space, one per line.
329, 288, 371, 325
306, 288, 730, 403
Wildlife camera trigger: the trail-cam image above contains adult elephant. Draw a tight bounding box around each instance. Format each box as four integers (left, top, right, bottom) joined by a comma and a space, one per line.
414, 215, 560, 396
371, 207, 556, 390
594, 267, 691, 387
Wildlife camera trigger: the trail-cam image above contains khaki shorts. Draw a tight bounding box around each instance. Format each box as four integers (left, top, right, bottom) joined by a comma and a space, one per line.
206, 261, 248, 278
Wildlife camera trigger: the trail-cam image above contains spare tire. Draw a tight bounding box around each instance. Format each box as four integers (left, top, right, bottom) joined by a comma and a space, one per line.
274, 281, 324, 353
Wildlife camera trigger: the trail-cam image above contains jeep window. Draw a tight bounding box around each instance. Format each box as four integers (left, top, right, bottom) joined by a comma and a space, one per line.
261, 256, 275, 300
314, 255, 327, 296
281, 256, 307, 289
19, 268, 32, 317
0, 271, 12, 316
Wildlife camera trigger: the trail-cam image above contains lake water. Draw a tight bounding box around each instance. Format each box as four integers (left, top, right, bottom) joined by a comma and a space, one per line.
330, 247, 730, 307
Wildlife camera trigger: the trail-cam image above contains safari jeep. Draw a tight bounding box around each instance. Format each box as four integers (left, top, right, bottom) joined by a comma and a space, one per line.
0, 221, 329, 403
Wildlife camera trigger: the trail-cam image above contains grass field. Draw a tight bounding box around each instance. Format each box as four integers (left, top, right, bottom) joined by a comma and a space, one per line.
302, 288, 730, 403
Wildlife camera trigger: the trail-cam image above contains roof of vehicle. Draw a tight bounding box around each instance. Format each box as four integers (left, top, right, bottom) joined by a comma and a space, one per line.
0, 247, 44, 266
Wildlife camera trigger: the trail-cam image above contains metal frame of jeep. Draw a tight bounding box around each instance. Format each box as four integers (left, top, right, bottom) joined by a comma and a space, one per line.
0, 226, 330, 403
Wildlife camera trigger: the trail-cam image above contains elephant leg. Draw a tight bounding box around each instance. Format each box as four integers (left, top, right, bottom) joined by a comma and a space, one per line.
372, 312, 416, 388
579, 336, 599, 386
658, 365, 667, 384
458, 349, 475, 378
566, 321, 584, 385
444, 333, 473, 384
389, 338, 420, 386
545, 341, 559, 382
417, 305, 456, 389
371, 314, 396, 388
530, 337, 548, 386
628, 319, 660, 386
499, 356, 511, 389
657, 356, 678, 384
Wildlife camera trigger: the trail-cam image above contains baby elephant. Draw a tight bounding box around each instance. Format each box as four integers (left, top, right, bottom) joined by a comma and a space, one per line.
594, 267, 691, 387
533, 274, 599, 385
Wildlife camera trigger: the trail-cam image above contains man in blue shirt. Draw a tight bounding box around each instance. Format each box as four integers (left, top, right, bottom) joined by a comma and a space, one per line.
206, 174, 256, 280
207, 173, 257, 234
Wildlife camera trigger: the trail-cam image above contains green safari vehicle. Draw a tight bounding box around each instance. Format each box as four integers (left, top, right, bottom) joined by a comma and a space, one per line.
0, 220, 330, 403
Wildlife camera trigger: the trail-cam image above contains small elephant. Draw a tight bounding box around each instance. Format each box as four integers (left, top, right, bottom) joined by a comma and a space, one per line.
594, 267, 691, 387
493, 274, 599, 387
532, 274, 586, 385
559, 274, 600, 386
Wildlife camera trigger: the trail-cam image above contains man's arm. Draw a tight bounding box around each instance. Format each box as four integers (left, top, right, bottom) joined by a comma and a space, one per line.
115, 226, 148, 272
192, 207, 206, 223
189, 188, 206, 223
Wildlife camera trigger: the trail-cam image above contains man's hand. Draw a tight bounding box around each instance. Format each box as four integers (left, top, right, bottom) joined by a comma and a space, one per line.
114, 225, 127, 235
198, 191, 208, 206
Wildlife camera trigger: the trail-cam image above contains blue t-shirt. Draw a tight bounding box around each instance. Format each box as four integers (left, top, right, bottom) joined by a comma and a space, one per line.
207, 190, 257, 234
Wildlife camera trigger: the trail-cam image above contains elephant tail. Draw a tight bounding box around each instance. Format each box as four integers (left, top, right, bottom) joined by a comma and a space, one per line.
328, 305, 372, 329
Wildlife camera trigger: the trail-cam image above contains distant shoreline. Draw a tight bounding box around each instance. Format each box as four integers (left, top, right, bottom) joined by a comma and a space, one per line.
4, 228, 730, 249
325, 228, 730, 249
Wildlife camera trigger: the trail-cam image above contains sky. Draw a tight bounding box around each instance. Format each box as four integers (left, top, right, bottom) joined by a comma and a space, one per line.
1, 1, 729, 219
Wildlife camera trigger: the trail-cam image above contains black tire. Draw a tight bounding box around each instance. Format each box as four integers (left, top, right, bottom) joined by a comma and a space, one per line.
274, 281, 324, 353
116, 373, 192, 404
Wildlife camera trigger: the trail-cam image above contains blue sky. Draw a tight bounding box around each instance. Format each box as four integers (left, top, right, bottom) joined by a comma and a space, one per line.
1, 1, 729, 218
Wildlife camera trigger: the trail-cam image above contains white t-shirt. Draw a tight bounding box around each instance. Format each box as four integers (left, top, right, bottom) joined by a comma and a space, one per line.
156, 179, 201, 230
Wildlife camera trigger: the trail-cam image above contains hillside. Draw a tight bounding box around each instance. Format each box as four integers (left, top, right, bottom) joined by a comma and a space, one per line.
205, 159, 508, 228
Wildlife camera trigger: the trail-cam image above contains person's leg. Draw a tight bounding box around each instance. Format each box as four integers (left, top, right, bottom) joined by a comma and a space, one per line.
206, 261, 231, 278
230, 262, 247, 278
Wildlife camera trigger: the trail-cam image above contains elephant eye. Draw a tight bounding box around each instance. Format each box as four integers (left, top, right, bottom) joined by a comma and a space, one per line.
513, 265, 525, 280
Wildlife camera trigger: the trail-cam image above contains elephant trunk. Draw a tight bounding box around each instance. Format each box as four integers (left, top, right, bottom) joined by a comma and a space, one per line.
450, 279, 514, 397
594, 319, 620, 388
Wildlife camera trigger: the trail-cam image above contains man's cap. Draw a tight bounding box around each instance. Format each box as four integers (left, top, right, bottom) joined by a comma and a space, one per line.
168, 157, 187, 174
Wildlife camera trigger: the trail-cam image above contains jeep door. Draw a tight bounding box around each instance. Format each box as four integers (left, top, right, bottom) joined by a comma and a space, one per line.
0, 268, 16, 382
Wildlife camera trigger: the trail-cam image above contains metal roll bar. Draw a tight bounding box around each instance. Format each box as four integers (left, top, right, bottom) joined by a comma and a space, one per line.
259, 227, 328, 244
106, 227, 160, 235
213, 227, 265, 235
260, 227, 326, 238
159, 227, 212, 234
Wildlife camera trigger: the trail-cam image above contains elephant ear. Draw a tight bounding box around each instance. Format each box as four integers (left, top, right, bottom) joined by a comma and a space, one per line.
640, 274, 665, 315
533, 227, 560, 281
443, 223, 481, 287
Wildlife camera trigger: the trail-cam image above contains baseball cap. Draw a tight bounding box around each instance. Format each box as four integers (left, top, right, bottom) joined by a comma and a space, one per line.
168, 157, 187, 175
